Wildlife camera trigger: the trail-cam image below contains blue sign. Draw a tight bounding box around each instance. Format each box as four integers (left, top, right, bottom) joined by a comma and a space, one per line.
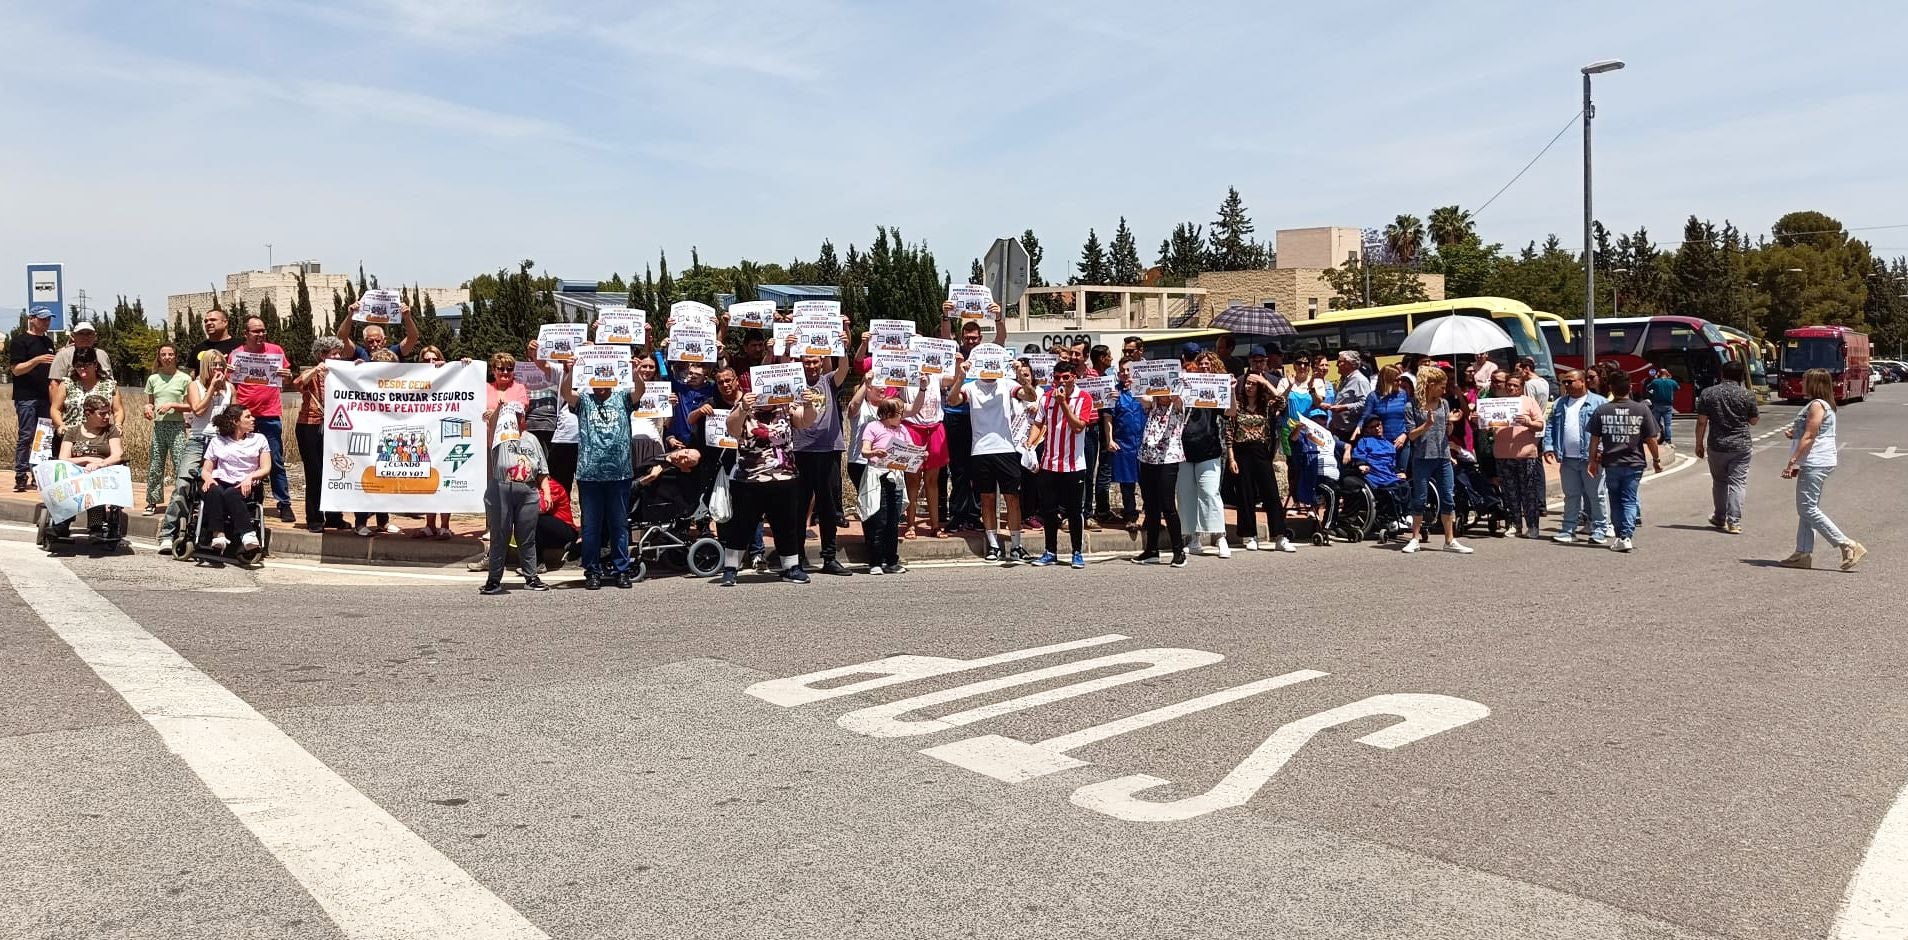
27, 263, 63, 331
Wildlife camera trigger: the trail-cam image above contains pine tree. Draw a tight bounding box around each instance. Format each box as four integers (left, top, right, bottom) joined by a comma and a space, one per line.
656, 251, 675, 312
357, 263, 368, 294
815, 240, 842, 285
1156, 223, 1206, 281
1206, 187, 1258, 271
1108, 217, 1143, 285
281, 272, 318, 367
969, 258, 985, 284
1076, 228, 1109, 286
258, 294, 284, 346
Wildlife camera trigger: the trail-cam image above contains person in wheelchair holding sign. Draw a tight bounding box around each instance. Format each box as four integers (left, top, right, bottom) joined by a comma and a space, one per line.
51, 394, 127, 541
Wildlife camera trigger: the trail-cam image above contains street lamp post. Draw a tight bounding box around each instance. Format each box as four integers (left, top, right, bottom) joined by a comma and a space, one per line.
1612, 267, 1630, 317
1582, 58, 1625, 370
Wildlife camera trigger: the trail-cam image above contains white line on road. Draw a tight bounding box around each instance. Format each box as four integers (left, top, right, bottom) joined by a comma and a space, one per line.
0, 543, 549, 940
1834, 777, 1908, 939
1544, 452, 1700, 511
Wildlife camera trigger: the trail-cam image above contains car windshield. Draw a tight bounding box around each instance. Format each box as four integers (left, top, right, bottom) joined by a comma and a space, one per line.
1779, 338, 1845, 373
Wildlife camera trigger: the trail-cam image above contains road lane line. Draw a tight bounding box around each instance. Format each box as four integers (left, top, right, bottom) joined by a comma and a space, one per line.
0, 543, 549, 940
1834, 777, 1908, 940
1544, 452, 1699, 511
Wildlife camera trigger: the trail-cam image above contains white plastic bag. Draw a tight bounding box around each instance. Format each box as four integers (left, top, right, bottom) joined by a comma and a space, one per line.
709, 467, 733, 522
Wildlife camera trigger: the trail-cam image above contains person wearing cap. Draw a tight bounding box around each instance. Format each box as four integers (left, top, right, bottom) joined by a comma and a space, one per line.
47, 320, 116, 384
8, 309, 57, 491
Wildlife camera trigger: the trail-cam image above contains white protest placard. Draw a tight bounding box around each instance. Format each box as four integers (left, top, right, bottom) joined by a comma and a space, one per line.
967, 343, 1009, 381
872, 351, 920, 389
512, 361, 558, 393
1180, 373, 1233, 409
1295, 414, 1335, 448
320, 360, 486, 513
27, 418, 56, 466
882, 440, 927, 474
705, 408, 738, 449
34, 461, 135, 524
536, 323, 587, 362
490, 403, 523, 448
728, 300, 777, 330
792, 299, 841, 321
634, 386, 674, 420
792, 311, 845, 357
750, 362, 804, 406
948, 284, 992, 322
229, 350, 283, 387
1476, 396, 1522, 429
1027, 353, 1059, 384
1130, 359, 1181, 398
571, 344, 634, 391
772, 320, 796, 354
912, 336, 957, 375
869, 318, 916, 352
671, 301, 718, 326
354, 288, 403, 324
667, 324, 718, 363
593, 308, 646, 345
1076, 376, 1115, 409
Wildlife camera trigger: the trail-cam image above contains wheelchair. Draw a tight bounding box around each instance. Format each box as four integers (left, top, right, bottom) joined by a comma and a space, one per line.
1325, 467, 1410, 544
624, 469, 724, 580
33, 503, 129, 555
172, 477, 270, 567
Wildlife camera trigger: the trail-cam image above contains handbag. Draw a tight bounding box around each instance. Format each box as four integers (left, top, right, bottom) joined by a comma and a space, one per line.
856, 468, 889, 521
709, 467, 734, 522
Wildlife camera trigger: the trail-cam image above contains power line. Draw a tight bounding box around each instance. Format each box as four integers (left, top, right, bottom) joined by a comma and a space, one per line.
1472, 111, 1582, 220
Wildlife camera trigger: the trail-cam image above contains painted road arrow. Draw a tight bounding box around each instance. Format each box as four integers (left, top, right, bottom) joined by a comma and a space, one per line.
1872, 446, 1907, 459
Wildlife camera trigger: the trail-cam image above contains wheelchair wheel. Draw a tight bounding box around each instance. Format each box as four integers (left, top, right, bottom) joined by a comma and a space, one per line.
32, 505, 49, 549
685, 536, 724, 578
1331, 477, 1376, 544
172, 530, 197, 561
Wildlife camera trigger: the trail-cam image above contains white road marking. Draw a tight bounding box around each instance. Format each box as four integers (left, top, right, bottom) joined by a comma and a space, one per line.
1834, 777, 1908, 939
1543, 452, 1700, 511
0, 543, 548, 940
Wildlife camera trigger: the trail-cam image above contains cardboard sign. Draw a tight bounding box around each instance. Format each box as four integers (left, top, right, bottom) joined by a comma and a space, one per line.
728, 300, 777, 330
1076, 376, 1114, 408
354, 288, 403, 324
1180, 373, 1234, 409
491, 403, 523, 448
1130, 359, 1182, 398
750, 362, 804, 406
1027, 354, 1059, 384
948, 284, 992, 322
667, 324, 718, 363
319, 361, 486, 513
27, 418, 56, 466
34, 461, 135, 524
872, 351, 920, 389
1476, 396, 1522, 430
594, 308, 646, 345
671, 301, 718, 326
773, 321, 796, 354
512, 361, 558, 392
705, 408, 738, 449
882, 440, 927, 474
229, 350, 283, 386
967, 343, 1010, 381
635, 386, 674, 420
792, 311, 845, 357
791, 300, 841, 321
571, 344, 634, 390
869, 318, 916, 352
536, 323, 588, 362
912, 336, 957, 375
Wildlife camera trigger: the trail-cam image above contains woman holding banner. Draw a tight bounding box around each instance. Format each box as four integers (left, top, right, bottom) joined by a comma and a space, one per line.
1177, 351, 1232, 559
560, 359, 647, 591
293, 337, 351, 534
51, 394, 126, 541
716, 387, 821, 587
1491, 373, 1547, 538
1132, 380, 1189, 568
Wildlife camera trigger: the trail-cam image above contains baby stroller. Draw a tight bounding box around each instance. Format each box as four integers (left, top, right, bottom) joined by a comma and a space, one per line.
1451, 447, 1510, 537
172, 476, 270, 567
628, 464, 724, 580
33, 501, 129, 555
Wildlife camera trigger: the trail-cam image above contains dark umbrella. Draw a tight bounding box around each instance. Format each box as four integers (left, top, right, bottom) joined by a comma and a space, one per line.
1209, 304, 1296, 337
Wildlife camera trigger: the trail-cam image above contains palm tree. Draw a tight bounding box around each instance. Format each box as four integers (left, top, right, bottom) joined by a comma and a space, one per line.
1428, 205, 1476, 250
1385, 214, 1426, 266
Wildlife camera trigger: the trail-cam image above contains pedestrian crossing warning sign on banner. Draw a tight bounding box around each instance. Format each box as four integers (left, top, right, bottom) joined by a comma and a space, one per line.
327, 406, 353, 431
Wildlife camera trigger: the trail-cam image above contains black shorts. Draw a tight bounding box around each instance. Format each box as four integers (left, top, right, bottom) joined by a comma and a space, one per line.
970, 452, 1023, 493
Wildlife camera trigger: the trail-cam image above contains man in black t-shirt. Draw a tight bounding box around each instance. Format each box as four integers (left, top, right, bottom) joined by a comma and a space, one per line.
9, 309, 58, 490
187, 308, 244, 373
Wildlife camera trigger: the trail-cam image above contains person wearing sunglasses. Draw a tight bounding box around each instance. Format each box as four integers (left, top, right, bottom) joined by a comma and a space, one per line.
1542, 368, 1611, 544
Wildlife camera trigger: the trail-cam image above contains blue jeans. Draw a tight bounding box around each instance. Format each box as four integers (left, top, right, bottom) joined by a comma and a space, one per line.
577, 478, 632, 574
1650, 403, 1674, 443
254, 416, 291, 509
1408, 457, 1454, 518
1794, 466, 1848, 554
1605, 465, 1643, 539
13, 398, 50, 477
1557, 456, 1610, 539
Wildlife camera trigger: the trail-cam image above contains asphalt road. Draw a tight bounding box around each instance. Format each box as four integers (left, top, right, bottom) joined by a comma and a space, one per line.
4, 385, 1905, 940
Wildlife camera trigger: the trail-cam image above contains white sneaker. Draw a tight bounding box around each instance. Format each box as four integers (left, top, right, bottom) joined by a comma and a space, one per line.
1587, 534, 1610, 546
1243, 537, 1260, 552
867, 565, 885, 575
1216, 538, 1233, 559
240, 532, 260, 551
1551, 533, 1577, 544
384, 522, 402, 535
1401, 538, 1421, 554
1443, 540, 1474, 554
1276, 537, 1296, 553
209, 535, 230, 551
356, 526, 373, 537
1614, 537, 1634, 553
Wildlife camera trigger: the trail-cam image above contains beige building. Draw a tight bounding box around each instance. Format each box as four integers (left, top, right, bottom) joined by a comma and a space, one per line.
1274, 227, 1365, 270
166, 262, 469, 330
1189, 227, 1445, 322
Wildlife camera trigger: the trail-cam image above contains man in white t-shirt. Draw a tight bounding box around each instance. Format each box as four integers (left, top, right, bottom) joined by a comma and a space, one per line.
1517, 357, 1550, 410
945, 350, 1037, 564
1541, 368, 1610, 543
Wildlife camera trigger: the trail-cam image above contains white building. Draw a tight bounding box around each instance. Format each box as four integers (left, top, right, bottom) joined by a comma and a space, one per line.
166, 261, 468, 330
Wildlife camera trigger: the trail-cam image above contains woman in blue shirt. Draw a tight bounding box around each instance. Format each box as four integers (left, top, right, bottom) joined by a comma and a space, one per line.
1105, 361, 1147, 526
1357, 364, 1412, 442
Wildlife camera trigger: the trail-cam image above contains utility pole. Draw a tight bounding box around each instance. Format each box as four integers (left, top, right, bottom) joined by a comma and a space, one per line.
266, 243, 274, 269
1581, 59, 1625, 370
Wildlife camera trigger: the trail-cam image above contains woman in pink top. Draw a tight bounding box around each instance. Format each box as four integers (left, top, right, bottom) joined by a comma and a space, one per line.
1491, 373, 1547, 537
858, 397, 914, 574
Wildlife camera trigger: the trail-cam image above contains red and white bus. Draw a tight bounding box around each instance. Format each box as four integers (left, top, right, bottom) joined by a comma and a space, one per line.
1538, 315, 1747, 413
1777, 325, 1871, 403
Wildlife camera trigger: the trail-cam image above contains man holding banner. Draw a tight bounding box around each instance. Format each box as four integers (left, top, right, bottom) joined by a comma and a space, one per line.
338, 297, 420, 362
789, 339, 857, 576
233, 317, 296, 522
9, 307, 56, 492
560, 358, 647, 590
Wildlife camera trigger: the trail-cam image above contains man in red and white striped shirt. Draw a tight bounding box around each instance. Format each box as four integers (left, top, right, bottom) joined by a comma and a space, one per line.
1030, 360, 1097, 568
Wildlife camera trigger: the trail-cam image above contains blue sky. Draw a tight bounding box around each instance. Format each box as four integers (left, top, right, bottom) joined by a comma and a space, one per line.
3, 0, 1904, 319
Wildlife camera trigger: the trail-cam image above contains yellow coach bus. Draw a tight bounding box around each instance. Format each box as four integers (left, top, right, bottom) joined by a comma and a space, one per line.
1227, 297, 1565, 381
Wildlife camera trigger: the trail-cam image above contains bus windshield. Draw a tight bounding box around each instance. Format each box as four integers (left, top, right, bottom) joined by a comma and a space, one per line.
1780, 338, 1845, 373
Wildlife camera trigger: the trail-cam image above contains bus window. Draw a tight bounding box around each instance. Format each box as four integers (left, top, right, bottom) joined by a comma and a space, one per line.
1345, 323, 1407, 356
1645, 322, 1704, 352
1539, 322, 1575, 357
1596, 324, 1645, 357
1779, 338, 1846, 372
1289, 324, 1343, 352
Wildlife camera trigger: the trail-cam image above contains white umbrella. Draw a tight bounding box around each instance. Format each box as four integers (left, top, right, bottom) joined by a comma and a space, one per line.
1397, 315, 1516, 357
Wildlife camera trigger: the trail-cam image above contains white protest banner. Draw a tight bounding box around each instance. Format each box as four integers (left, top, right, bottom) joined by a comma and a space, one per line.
705, 408, 738, 449
536, 323, 587, 362
354, 288, 403, 324
912, 336, 957, 375
772, 321, 796, 354
671, 301, 718, 326
869, 318, 916, 352
634, 386, 674, 420
728, 300, 777, 330
34, 461, 135, 524
229, 350, 283, 387
512, 361, 558, 393
490, 403, 523, 449
792, 299, 841, 321
1076, 376, 1114, 409
1130, 359, 1181, 397
1027, 353, 1059, 384
750, 362, 804, 405
1295, 414, 1335, 448
320, 361, 485, 513
948, 284, 993, 322
882, 440, 926, 474
593, 308, 646, 345
667, 324, 718, 363
1476, 396, 1522, 429
792, 311, 845, 357
1180, 373, 1233, 409
571, 344, 634, 391
872, 351, 920, 389
967, 343, 1009, 381
27, 418, 56, 466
